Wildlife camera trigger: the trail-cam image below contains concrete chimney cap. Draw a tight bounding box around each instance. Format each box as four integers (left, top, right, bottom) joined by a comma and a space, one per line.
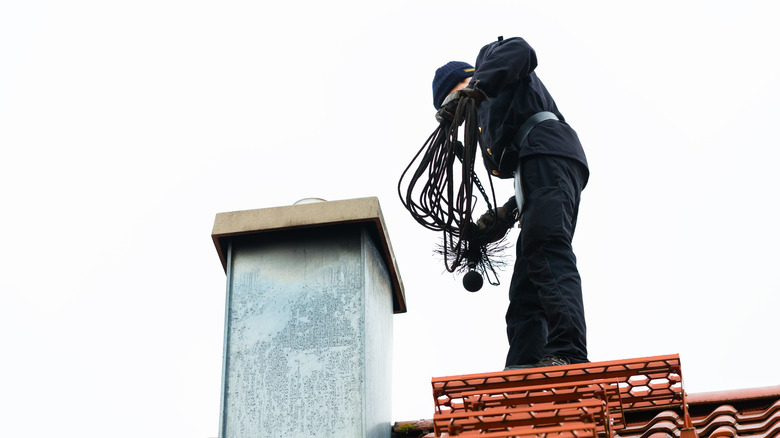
211, 196, 406, 313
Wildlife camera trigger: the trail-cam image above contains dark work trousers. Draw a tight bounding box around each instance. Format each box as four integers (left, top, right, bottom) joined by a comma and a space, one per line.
505, 154, 588, 367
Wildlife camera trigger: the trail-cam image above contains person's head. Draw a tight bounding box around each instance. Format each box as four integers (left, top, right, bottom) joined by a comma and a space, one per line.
432, 61, 474, 109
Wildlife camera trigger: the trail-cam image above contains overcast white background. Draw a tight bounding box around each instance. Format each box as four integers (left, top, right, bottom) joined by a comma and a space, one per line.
2, 1, 779, 436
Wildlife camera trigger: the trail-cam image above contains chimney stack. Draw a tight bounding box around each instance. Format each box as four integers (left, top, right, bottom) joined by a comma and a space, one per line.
211, 197, 405, 438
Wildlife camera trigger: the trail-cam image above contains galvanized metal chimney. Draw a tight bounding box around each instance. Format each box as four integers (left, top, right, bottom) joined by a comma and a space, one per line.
211, 197, 405, 438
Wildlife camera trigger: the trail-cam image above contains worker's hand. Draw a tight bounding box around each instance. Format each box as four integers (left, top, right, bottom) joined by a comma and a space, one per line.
474, 207, 515, 243
457, 87, 488, 106
476, 207, 513, 229
435, 86, 489, 124
435, 92, 461, 124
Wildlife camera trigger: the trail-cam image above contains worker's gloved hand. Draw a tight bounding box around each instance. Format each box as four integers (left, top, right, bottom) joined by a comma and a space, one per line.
474, 207, 515, 243
435, 86, 489, 124
457, 87, 488, 107
435, 92, 461, 124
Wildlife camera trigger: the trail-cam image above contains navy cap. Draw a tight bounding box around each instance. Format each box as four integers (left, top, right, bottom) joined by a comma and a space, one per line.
432, 61, 475, 109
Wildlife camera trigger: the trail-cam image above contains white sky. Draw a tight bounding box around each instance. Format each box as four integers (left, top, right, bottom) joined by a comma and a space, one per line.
2, 1, 779, 436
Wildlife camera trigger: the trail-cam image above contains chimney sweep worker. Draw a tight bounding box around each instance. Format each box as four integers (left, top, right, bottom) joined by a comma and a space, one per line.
432, 36, 589, 369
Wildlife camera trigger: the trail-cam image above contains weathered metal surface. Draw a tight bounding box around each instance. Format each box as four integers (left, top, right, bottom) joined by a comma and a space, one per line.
218, 225, 392, 438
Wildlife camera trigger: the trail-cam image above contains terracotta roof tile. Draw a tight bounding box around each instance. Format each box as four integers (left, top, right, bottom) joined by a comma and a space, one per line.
392, 357, 780, 438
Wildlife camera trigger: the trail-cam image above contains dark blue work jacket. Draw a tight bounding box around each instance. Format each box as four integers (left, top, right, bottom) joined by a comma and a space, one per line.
467, 37, 588, 180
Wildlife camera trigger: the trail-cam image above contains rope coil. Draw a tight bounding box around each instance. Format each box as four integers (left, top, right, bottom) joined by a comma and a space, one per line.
398, 94, 508, 286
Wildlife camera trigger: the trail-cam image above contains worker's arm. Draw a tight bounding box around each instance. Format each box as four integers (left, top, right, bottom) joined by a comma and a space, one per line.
468, 37, 537, 97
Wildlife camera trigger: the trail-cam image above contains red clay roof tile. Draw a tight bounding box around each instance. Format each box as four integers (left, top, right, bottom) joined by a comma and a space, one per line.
393, 356, 780, 438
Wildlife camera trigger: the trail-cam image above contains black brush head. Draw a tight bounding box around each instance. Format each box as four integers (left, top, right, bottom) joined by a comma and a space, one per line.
463, 270, 483, 292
